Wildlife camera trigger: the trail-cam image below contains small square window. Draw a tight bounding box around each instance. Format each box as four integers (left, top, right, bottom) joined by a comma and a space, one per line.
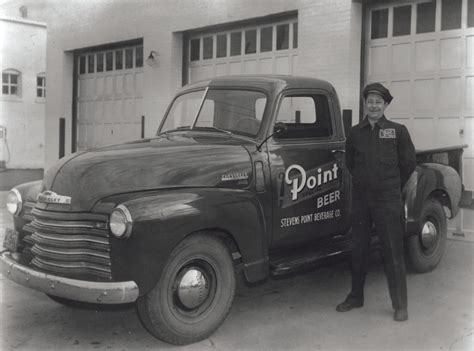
469, 0, 474, 27
115, 51, 123, 70
136, 46, 143, 67
106, 52, 114, 71
203, 36, 213, 59
293, 22, 298, 48
11, 86, 17, 95
37, 88, 42, 97
260, 27, 273, 52
2, 86, 8, 94
10, 75, 17, 84
371, 8, 388, 39
79, 56, 86, 74
2, 73, 7, 83
87, 54, 95, 74
277, 24, 289, 50
97, 53, 104, 72
393, 5, 411, 36
230, 32, 242, 56
417, 1, 436, 34
245, 30, 256, 54
190, 39, 200, 61
216, 34, 227, 58
442, 0, 462, 31
125, 48, 134, 69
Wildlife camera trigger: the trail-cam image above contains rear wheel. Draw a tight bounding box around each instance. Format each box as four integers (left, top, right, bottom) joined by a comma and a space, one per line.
136, 233, 236, 345
407, 198, 447, 273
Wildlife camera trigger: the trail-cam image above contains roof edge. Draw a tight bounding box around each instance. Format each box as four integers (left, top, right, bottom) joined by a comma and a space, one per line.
0, 16, 47, 28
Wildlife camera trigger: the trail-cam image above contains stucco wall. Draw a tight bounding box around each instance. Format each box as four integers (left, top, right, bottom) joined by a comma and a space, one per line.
0, 18, 46, 169
43, 0, 362, 169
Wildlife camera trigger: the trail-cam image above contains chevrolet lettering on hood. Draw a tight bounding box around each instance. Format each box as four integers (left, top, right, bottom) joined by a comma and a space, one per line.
37, 191, 72, 205
221, 172, 249, 181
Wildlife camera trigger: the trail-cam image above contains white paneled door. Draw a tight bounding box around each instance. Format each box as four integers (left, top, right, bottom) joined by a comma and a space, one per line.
76, 45, 144, 150
365, 0, 474, 240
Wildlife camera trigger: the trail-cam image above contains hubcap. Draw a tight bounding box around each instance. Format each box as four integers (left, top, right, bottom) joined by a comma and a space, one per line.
421, 220, 438, 249
176, 268, 210, 310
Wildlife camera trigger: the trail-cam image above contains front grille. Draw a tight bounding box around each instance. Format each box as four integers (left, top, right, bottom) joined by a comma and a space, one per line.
22, 208, 112, 281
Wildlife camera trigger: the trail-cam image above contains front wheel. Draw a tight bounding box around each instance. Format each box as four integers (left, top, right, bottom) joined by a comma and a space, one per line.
407, 198, 447, 273
136, 233, 236, 345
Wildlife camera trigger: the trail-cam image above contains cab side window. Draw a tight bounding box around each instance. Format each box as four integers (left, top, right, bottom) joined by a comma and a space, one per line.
276, 94, 332, 139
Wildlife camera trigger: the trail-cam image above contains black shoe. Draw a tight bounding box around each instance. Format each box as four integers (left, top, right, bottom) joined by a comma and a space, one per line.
394, 309, 408, 321
336, 300, 363, 312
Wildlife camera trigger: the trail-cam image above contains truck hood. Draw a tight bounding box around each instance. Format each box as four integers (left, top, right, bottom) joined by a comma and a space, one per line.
41, 134, 254, 211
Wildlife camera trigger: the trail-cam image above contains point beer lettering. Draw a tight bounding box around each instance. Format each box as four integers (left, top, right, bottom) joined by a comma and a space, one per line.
284, 163, 339, 201
317, 190, 340, 209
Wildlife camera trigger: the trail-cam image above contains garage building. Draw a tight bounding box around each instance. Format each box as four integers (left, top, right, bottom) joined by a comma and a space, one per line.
1, 0, 472, 237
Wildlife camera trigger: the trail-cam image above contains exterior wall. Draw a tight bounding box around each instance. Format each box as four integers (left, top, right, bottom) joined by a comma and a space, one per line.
298, 0, 362, 122
0, 18, 46, 169
42, 0, 362, 169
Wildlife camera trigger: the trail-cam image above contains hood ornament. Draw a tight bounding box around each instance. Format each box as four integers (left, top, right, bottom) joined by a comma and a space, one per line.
37, 191, 72, 205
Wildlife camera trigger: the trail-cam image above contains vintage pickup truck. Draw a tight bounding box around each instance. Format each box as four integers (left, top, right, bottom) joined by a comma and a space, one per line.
2, 76, 465, 345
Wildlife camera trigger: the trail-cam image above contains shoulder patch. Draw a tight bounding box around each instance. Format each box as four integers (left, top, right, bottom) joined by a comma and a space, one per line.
379, 128, 396, 139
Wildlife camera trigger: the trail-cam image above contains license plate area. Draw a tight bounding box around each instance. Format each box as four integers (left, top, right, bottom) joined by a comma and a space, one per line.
3, 228, 20, 252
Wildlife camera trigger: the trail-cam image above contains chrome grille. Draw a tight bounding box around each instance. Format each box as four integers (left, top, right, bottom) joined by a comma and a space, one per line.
23, 208, 112, 280
23, 201, 35, 222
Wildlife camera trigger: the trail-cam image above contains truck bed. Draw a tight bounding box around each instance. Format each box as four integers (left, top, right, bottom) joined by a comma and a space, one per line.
415, 144, 467, 179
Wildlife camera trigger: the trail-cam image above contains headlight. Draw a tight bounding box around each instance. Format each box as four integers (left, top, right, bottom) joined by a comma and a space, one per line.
109, 204, 133, 239
6, 189, 22, 216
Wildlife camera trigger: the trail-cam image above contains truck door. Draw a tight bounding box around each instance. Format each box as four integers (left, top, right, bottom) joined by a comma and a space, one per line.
267, 90, 350, 248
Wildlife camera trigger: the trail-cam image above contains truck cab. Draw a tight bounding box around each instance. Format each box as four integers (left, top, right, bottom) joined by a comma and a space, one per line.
2, 75, 463, 345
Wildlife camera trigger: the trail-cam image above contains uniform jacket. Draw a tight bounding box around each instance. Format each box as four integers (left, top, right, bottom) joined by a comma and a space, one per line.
346, 116, 416, 191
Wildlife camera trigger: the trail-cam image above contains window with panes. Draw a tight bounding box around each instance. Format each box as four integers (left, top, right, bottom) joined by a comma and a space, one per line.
37, 73, 46, 98
2, 70, 20, 96
189, 20, 298, 62
78, 45, 143, 75
371, 1, 471, 39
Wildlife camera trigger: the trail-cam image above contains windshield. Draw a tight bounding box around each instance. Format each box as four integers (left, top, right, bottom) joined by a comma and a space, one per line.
160, 89, 267, 138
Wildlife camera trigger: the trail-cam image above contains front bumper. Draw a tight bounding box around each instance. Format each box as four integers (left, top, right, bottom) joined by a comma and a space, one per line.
0, 251, 139, 304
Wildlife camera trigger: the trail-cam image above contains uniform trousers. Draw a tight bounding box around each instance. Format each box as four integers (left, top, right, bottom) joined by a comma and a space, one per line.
348, 187, 407, 310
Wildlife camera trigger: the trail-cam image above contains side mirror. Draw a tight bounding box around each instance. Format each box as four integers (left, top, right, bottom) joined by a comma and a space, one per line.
273, 122, 288, 139
256, 122, 288, 151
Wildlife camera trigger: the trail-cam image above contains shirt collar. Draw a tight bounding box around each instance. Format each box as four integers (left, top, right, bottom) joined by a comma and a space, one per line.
361, 115, 389, 129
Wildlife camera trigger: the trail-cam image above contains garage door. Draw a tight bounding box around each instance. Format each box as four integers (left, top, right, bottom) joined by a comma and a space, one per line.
364, 0, 474, 239
76, 44, 144, 150
186, 18, 298, 84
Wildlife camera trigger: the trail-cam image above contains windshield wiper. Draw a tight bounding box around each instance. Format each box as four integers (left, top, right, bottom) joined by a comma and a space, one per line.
194, 126, 233, 136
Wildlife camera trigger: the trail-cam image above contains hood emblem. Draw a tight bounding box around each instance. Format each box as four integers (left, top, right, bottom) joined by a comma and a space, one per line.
221, 172, 249, 182
37, 191, 72, 205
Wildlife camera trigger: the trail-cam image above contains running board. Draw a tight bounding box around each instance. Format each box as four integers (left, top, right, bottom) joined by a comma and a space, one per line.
269, 239, 352, 277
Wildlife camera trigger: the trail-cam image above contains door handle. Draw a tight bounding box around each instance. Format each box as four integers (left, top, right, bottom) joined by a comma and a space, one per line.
331, 149, 345, 154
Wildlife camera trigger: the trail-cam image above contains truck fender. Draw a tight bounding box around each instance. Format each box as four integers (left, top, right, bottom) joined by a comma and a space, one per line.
403, 163, 462, 235
103, 188, 269, 296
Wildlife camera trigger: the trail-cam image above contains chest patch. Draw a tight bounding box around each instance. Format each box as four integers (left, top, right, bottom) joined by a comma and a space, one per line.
379, 128, 396, 139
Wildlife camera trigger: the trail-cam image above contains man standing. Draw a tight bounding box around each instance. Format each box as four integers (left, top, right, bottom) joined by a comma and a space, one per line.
336, 83, 416, 321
